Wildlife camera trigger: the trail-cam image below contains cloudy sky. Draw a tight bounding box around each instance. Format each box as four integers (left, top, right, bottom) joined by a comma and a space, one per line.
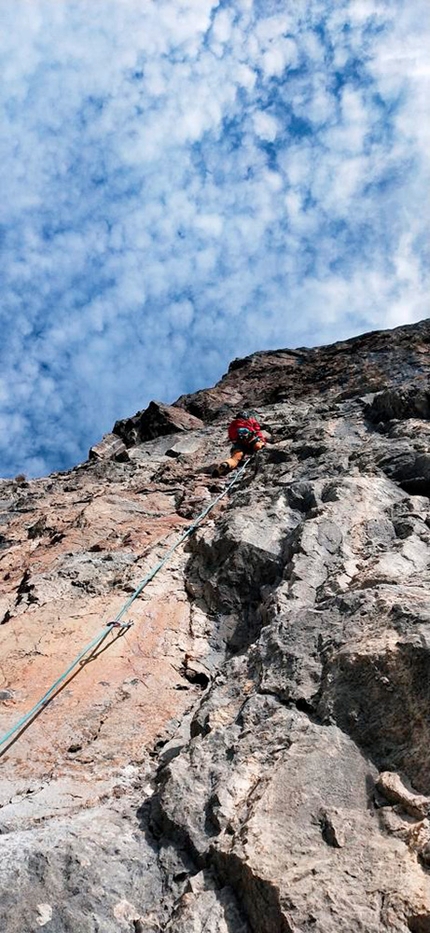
0, 0, 429, 477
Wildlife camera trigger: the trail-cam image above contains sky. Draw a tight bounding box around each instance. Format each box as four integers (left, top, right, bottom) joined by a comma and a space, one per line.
0, 0, 429, 478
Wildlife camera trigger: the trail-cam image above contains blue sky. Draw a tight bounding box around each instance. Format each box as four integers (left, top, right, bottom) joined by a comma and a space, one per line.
0, 0, 429, 477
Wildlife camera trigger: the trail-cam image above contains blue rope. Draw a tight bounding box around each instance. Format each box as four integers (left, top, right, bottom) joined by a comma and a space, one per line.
0, 460, 248, 750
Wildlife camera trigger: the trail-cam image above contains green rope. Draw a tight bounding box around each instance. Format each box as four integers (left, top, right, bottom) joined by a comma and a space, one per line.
0, 461, 248, 750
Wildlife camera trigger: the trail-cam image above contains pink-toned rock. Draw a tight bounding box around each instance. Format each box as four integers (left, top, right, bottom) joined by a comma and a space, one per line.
2, 320, 430, 933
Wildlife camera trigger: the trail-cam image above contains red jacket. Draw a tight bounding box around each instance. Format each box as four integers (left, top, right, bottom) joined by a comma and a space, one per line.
228, 416, 265, 445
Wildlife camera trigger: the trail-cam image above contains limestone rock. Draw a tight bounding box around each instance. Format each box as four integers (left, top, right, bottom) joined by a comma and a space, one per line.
165, 436, 203, 458
366, 387, 430, 424
2, 319, 430, 932
89, 432, 128, 462
376, 771, 430, 819
175, 318, 430, 421
113, 400, 204, 447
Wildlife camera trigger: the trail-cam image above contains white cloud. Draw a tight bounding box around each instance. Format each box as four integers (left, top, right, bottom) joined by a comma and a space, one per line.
261, 37, 298, 78
235, 62, 256, 90
212, 8, 233, 44
253, 110, 279, 141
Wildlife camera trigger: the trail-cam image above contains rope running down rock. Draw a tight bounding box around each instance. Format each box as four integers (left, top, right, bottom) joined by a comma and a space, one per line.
0, 460, 249, 751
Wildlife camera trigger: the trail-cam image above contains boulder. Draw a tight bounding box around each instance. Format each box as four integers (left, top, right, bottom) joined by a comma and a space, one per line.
113, 401, 204, 447
366, 387, 430, 423
89, 432, 128, 462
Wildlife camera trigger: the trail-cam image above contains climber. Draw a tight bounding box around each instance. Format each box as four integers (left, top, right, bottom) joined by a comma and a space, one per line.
213, 410, 267, 476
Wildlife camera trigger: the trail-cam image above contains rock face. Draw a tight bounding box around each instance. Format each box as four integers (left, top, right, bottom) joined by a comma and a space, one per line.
1, 318, 430, 933
89, 432, 128, 462
113, 400, 204, 446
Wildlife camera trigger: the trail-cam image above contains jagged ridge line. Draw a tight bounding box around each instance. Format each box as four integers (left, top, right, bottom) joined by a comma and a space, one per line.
0, 460, 249, 750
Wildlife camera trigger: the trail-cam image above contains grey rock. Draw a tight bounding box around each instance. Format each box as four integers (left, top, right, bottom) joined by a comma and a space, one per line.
0, 807, 166, 933
113, 400, 204, 447
166, 436, 203, 457
366, 387, 430, 423
4, 321, 430, 933
89, 432, 128, 462
376, 771, 430, 819
0, 690, 13, 701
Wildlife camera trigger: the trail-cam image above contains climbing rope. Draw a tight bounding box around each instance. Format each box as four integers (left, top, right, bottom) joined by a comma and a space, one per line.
0, 460, 249, 751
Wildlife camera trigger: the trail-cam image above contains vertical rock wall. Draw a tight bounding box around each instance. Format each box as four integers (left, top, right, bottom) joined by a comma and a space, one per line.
1, 319, 430, 932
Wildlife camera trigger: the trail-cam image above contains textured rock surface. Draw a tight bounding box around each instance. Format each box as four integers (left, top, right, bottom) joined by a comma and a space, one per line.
89, 432, 128, 462
1, 318, 430, 932
113, 400, 204, 446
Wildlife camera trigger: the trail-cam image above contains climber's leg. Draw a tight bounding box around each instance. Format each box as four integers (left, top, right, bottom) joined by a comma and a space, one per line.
214, 448, 244, 476
221, 449, 244, 473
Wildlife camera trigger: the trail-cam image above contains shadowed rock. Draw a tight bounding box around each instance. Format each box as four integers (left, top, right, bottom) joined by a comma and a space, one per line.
366, 388, 430, 424
113, 400, 204, 446
89, 432, 128, 462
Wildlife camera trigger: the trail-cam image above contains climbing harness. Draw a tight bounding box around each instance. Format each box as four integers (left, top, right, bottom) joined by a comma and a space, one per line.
0, 459, 249, 752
